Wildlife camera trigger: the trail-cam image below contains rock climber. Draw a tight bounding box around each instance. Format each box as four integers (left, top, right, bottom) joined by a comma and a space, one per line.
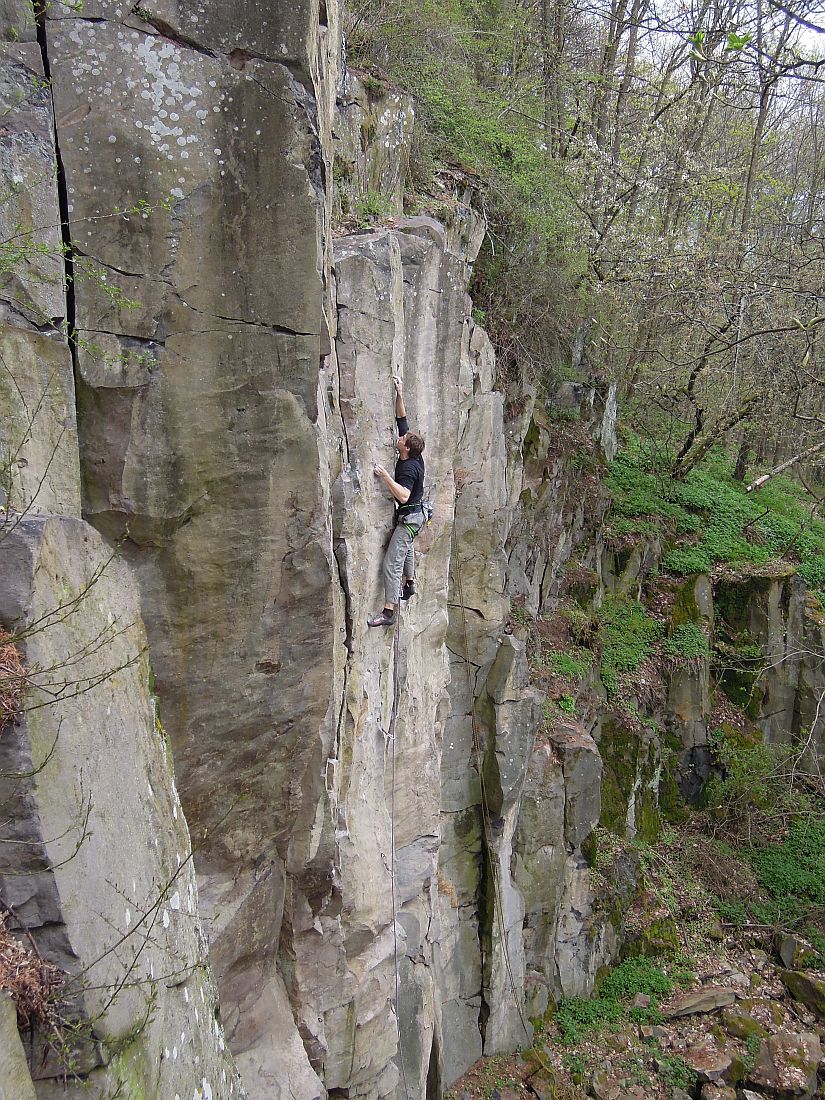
367, 376, 426, 628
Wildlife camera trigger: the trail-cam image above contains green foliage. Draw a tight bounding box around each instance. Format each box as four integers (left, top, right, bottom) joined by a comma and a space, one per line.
555, 957, 674, 1044
749, 819, 825, 919
549, 648, 593, 680
562, 1052, 587, 1081
608, 442, 825, 583
705, 727, 789, 822
355, 189, 394, 224
599, 956, 674, 1001
663, 622, 708, 659
713, 896, 748, 925
554, 994, 622, 1044
556, 692, 576, 715
805, 927, 825, 967
598, 598, 663, 698
657, 1054, 695, 1091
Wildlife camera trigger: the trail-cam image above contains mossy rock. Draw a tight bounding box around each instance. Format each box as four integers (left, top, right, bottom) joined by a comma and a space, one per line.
581, 830, 598, 867
622, 915, 680, 960
671, 576, 703, 629
720, 1004, 768, 1041
716, 667, 764, 718
779, 969, 825, 1020
714, 575, 774, 634
598, 718, 662, 842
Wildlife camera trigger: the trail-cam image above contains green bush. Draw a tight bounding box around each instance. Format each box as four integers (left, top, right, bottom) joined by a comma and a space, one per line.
750, 819, 825, 914
599, 598, 663, 697
555, 996, 621, 1044
663, 622, 708, 659
599, 956, 674, 1001
549, 648, 593, 680
657, 1055, 695, 1091
555, 956, 674, 1044
705, 727, 788, 821
608, 440, 825, 583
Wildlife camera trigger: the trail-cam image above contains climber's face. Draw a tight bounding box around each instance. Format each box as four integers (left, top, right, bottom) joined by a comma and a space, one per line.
397, 434, 411, 459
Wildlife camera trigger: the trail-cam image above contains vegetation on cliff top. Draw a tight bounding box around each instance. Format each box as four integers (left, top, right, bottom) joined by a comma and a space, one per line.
607, 438, 825, 590
349, 0, 825, 485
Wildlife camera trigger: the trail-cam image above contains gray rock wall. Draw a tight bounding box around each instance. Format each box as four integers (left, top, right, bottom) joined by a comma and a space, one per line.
0, 0, 630, 1091
4, 2, 824, 1099
0, 515, 243, 1098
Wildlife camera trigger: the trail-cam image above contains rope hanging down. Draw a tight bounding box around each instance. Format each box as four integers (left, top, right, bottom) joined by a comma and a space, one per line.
388, 602, 412, 1100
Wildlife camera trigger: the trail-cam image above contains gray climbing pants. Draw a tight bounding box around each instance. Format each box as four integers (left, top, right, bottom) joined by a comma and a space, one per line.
383, 512, 424, 605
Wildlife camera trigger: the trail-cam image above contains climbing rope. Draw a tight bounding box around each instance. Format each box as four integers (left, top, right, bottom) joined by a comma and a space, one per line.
450, 520, 557, 1078
384, 525, 554, 1096
388, 600, 413, 1100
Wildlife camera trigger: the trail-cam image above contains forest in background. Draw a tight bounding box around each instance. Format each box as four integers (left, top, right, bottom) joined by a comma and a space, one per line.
347, 0, 825, 482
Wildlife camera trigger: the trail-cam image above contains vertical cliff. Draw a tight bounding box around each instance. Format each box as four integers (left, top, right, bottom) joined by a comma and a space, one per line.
2, 3, 823, 1099
0, 1, 633, 1093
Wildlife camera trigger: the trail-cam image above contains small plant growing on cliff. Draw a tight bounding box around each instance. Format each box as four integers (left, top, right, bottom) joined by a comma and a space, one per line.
355, 189, 393, 225
663, 622, 708, 660
598, 597, 662, 698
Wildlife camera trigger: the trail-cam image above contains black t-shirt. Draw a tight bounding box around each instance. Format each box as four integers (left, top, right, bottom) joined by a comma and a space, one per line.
395, 415, 425, 511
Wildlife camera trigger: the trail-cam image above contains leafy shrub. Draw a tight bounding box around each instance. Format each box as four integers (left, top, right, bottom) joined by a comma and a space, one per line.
750, 819, 825, 913
705, 727, 789, 823
657, 1055, 695, 1091
608, 440, 825, 583
556, 693, 577, 715
549, 648, 593, 680
555, 995, 621, 1044
599, 956, 673, 1001
555, 956, 674, 1044
598, 598, 663, 697
663, 622, 708, 659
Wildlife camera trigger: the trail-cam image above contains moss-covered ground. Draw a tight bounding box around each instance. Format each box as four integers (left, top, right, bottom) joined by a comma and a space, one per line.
607, 439, 825, 592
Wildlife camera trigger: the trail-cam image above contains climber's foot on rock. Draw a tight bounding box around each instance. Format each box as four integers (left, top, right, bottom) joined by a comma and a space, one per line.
400, 579, 415, 601
367, 609, 395, 628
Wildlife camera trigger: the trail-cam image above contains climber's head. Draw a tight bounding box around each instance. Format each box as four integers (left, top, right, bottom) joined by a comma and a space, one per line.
398, 431, 425, 460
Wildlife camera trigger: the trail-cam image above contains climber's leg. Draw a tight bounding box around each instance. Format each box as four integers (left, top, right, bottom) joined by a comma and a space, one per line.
400, 541, 416, 601
368, 524, 410, 627
383, 523, 411, 605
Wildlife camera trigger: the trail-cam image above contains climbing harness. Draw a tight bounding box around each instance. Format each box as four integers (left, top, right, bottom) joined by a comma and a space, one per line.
451, 523, 557, 1078
388, 597, 413, 1100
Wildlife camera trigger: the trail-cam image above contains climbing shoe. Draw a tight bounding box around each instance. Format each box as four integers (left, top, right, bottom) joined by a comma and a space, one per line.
367, 609, 395, 628
400, 579, 416, 601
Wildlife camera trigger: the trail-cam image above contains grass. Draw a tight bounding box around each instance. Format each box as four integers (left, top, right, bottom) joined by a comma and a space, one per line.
549, 647, 594, 680
607, 440, 825, 587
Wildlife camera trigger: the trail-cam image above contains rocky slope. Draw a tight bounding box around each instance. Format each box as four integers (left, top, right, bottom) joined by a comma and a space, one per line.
0, 3, 823, 1099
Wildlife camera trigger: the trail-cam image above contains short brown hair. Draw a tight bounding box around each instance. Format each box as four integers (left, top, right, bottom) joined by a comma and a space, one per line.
406, 432, 425, 458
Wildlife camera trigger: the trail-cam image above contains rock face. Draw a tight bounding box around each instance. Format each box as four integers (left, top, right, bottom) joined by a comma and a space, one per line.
3, 3, 825, 1100
0, 515, 243, 1099
0, 2, 653, 1095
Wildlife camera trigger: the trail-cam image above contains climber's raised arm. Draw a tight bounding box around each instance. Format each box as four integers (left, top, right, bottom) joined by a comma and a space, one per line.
367, 375, 426, 629
394, 375, 408, 432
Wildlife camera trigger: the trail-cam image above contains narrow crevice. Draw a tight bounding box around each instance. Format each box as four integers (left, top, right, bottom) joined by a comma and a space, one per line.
477, 812, 492, 1048
0, 301, 64, 337
128, 8, 217, 58
72, 248, 143, 280
333, 538, 354, 658
35, 5, 76, 375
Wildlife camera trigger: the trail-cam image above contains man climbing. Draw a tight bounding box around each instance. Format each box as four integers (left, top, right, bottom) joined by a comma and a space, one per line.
367, 376, 426, 628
